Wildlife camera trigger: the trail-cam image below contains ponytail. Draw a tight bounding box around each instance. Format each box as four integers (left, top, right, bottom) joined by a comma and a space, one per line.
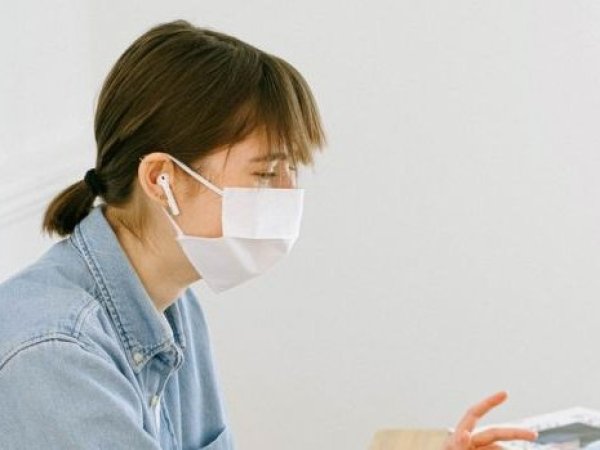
42, 179, 98, 238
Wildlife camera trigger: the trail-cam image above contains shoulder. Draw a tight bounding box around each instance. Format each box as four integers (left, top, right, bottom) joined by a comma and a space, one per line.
0, 235, 109, 366
0, 336, 159, 449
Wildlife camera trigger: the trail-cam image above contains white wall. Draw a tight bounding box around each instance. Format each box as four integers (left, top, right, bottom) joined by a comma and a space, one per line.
3, 1, 600, 449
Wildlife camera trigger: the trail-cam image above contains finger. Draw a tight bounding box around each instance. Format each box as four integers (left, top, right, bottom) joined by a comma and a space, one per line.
472, 427, 538, 447
477, 445, 504, 450
456, 391, 508, 433
450, 430, 470, 449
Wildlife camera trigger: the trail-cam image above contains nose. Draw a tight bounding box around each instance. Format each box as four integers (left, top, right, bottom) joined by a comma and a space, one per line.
276, 170, 297, 189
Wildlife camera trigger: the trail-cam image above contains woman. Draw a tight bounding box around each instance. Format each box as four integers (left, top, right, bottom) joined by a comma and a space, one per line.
0, 19, 537, 450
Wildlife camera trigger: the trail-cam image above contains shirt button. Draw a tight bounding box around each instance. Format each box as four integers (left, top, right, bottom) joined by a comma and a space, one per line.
150, 394, 160, 407
133, 352, 144, 364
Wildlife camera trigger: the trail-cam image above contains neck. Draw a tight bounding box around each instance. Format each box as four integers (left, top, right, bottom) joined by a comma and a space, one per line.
103, 206, 199, 313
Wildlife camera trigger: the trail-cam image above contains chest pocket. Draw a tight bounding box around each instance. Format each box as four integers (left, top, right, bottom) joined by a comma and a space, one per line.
199, 427, 233, 450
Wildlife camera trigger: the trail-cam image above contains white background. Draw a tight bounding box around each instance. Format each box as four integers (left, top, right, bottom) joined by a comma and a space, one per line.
3, 1, 600, 449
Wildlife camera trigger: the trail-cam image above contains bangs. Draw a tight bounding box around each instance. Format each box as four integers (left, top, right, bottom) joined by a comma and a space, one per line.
259, 55, 326, 167
220, 53, 327, 168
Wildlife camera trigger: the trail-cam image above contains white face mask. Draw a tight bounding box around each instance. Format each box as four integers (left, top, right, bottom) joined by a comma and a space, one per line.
161, 154, 304, 293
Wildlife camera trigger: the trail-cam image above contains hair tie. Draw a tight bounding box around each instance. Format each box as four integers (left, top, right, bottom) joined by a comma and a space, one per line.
84, 168, 105, 196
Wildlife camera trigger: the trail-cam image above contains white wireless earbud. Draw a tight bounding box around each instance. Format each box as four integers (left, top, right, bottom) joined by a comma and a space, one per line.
157, 173, 180, 216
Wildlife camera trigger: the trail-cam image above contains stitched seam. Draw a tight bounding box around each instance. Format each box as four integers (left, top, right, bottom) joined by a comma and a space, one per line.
73, 226, 136, 353
72, 297, 100, 339
166, 299, 187, 351
70, 233, 137, 367
161, 398, 179, 449
0, 333, 81, 371
0, 335, 141, 413
67, 234, 85, 260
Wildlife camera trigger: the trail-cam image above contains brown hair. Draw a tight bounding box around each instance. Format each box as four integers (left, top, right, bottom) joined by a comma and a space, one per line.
42, 19, 326, 237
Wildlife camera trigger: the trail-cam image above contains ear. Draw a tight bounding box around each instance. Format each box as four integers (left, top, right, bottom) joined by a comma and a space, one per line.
137, 152, 177, 207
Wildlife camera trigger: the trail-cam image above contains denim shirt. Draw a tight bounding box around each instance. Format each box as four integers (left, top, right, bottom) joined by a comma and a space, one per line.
0, 204, 235, 450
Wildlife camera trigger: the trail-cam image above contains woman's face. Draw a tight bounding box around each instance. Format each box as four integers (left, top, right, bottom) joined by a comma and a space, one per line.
140, 127, 297, 239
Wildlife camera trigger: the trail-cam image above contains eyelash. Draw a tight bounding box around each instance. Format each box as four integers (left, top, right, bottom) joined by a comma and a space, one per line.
253, 166, 298, 179
254, 172, 277, 179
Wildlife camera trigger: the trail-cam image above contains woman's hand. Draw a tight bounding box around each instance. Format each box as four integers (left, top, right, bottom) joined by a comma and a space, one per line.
443, 391, 538, 450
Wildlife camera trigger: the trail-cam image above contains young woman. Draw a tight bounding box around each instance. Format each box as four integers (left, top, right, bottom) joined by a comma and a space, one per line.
0, 19, 536, 450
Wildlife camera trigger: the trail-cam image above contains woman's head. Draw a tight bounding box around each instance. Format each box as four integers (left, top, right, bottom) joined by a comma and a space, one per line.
42, 19, 326, 239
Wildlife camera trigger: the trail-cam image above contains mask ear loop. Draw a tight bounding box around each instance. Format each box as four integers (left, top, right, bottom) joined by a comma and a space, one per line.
161, 154, 224, 238
162, 207, 185, 238
166, 154, 224, 196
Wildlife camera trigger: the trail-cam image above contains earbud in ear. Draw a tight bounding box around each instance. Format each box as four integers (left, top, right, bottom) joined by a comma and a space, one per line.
157, 173, 180, 216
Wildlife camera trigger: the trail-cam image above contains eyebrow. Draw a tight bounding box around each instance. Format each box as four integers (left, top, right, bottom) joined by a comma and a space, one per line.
250, 152, 289, 162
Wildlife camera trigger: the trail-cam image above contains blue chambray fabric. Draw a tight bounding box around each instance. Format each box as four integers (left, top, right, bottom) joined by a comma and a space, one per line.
0, 204, 235, 450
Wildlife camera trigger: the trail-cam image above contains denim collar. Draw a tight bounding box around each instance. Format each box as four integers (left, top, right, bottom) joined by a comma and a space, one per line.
70, 203, 186, 372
